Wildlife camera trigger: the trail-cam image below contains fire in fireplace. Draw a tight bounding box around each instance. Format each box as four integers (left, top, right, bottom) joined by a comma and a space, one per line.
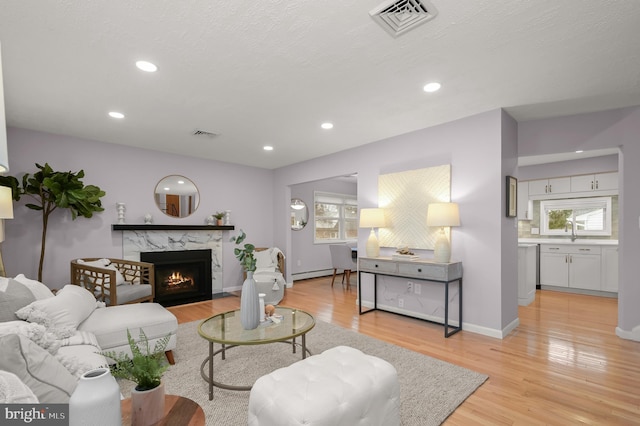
140, 249, 212, 307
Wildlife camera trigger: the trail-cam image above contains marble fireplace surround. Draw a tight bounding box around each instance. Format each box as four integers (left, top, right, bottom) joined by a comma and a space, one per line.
113, 225, 234, 295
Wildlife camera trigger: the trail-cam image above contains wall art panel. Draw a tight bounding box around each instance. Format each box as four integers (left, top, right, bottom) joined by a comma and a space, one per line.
378, 164, 451, 249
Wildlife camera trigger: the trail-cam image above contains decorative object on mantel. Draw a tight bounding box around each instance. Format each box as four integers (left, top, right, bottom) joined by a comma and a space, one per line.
117, 202, 126, 224
213, 211, 226, 226
426, 202, 460, 263
205, 215, 215, 225
224, 210, 231, 226
144, 212, 153, 224
230, 229, 260, 330
0, 163, 106, 281
359, 208, 387, 257
101, 328, 171, 426
69, 367, 121, 426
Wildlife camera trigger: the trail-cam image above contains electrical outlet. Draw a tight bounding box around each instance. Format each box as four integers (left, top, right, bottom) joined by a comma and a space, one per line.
415, 283, 421, 295
296, 260, 301, 266
398, 298, 404, 308
407, 282, 413, 293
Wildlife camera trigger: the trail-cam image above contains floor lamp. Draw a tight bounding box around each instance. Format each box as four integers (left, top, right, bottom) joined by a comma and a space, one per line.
0, 186, 14, 277
359, 208, 387, 257
426, 202, 460, 263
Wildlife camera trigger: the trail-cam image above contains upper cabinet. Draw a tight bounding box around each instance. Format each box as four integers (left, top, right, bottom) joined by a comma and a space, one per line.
517, 181, 532, 220
570, 172, 618, 193
528, 177, 571, 195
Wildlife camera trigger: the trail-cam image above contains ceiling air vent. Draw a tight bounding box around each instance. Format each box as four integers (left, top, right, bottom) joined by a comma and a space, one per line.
192, 129, 219, 138
369, 0, 438, 38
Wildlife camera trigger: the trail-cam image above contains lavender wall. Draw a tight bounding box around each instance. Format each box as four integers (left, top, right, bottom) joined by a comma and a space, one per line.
4, 127, 275, 290
501, 111, 519, 330
518, 106, 640, 340
274, 109, 515, 337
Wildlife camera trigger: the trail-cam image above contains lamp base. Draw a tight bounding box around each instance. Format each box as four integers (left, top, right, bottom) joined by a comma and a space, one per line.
366, 228, 380, 257
433, 227, 451, 263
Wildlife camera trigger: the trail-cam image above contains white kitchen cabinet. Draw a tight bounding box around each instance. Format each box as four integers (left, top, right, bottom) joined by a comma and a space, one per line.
518, 245, 537, 305
528, 177, 571, 195
540, 244, 601, 290
570, 172, 618, 193
601, 246, 619, 292
540, 249, 569, 287
517, 181, 532, 220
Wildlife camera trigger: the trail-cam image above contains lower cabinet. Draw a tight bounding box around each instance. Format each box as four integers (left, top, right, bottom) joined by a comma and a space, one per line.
601, 246, 619, 292
518, 245, 536, 305
540, 245, 602, 291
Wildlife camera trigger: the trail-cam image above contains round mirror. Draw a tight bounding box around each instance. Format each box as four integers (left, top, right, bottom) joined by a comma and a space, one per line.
154, 175, 200, 218
290, 198, 308, 231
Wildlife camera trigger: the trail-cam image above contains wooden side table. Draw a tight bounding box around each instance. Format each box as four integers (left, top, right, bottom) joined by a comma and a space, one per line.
121, 394, 205, 426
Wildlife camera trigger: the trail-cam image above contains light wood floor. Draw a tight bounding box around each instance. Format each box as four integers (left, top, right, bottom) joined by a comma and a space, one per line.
167, 276, 640, 425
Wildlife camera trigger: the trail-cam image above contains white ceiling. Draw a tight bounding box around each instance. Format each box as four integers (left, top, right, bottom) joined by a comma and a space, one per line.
1, 1, 639, 170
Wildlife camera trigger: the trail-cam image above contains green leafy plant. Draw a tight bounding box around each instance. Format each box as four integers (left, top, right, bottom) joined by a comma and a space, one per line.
0, 163, 106, 281
230, 229, 256, 272
101, 329, 170, 391
213, 211, 226, 220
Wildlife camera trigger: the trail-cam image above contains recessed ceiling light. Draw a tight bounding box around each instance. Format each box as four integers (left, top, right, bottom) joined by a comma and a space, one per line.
264, 146, 274, 151
423, 82, 441, 93
177, 180, 185, 184
136, 60, 158, 72
321, 122, 334, 130
108, 111, 125, 119
575, 150, 584, 153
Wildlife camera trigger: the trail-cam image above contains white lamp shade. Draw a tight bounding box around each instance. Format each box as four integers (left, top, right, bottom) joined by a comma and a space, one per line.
359, 208, 387, 228
426, 203, 460, 227
0, 186, 13, 219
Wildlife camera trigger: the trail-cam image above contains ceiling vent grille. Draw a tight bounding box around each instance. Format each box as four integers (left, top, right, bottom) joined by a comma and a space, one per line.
369, 0, 438, 38
192, 129, 219, 138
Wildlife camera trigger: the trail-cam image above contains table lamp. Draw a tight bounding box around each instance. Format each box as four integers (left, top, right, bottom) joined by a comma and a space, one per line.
426, 202, 460, 263
0, 186, 14, 277
359, 208, 386, 257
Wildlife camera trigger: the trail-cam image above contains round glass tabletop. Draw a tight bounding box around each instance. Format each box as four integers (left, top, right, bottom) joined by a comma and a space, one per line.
198, 306, 315, 345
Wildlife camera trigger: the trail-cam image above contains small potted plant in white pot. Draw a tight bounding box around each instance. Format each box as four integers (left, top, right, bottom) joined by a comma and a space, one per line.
102, 329, 170, 426
213, 211, 226, 226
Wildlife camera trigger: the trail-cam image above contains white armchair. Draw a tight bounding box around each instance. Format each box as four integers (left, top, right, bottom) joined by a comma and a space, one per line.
251, 248, 286, 305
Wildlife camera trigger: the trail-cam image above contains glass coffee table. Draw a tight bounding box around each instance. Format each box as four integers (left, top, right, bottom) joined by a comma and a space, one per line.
198, 307, 315, 400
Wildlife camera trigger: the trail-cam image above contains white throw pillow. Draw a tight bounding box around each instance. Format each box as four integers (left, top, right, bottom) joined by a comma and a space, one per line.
77, 259, 126, 286
13, 274, 55, 300
0, 334, 76, 403
0, 370, 39, 404
15, 285, 98, 333
255, 249, 276, 271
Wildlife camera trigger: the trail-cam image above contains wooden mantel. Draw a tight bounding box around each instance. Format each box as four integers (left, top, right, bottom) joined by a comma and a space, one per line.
112, 224, 235, 231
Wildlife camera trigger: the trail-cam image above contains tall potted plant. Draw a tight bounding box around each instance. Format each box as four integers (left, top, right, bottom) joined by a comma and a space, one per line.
0, 163, 106, 281
230, 230, 260, 329
102, 329, 170, 426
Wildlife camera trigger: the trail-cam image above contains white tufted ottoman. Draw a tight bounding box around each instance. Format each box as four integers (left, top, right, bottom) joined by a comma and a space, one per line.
248, 346, 400, 426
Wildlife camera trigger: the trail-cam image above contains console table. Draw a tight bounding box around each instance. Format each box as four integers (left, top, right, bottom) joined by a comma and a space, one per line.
358, 257, 463, 337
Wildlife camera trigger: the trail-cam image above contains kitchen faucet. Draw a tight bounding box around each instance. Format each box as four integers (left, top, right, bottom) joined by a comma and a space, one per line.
565, 219, 577, 242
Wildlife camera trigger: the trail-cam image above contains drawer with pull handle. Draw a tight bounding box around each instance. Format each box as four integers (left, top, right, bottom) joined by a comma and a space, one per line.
540, 244, 602, 255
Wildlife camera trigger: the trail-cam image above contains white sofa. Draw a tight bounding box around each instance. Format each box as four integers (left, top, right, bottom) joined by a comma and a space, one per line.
0, 274, 178, 404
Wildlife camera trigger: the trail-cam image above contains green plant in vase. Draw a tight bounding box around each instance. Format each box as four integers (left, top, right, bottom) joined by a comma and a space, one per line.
230, 229, 256, 272
101, 329, 170, 391
230, 230, 260, 329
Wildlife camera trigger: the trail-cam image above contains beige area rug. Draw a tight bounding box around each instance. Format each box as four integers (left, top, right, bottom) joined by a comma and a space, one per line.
118, 319, 488, 426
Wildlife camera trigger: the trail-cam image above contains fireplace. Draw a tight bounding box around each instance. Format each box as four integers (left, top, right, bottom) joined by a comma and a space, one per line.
140, 249, 212, 307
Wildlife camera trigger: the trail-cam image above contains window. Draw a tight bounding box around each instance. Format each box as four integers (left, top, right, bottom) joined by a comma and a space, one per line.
314, 192, 357, 243
540, 197, 612, 237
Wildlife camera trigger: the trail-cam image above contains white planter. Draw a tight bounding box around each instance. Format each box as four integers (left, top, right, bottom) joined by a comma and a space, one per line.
69, 368, 121, 426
